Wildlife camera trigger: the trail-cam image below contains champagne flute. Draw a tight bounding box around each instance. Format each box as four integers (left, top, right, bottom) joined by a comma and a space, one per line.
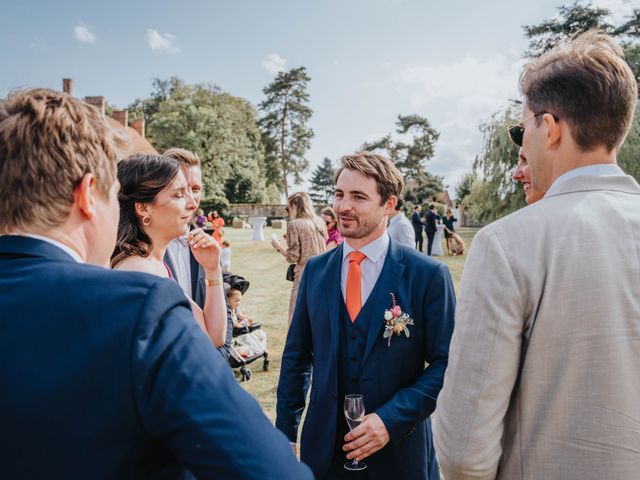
343, 394, 367, 471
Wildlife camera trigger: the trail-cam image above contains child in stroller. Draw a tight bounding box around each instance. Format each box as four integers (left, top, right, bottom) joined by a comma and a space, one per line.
221, 275, 269, 381
227, 289, 268, 358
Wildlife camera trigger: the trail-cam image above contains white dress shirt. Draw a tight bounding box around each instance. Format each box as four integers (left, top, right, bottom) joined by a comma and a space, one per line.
9, 233, 83, 263
341, 233, 390, 306
387, 213, 415, 249
166, 236, 192, 298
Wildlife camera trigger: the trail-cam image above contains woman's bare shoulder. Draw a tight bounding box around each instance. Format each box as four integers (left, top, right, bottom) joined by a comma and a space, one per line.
113, 256, 165, 277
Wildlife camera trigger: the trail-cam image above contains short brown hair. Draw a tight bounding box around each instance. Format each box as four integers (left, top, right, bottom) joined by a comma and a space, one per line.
520, 30, 638, 152
334, 151, 404, 204
0, 89, 127, 233
163, 147, 201, 167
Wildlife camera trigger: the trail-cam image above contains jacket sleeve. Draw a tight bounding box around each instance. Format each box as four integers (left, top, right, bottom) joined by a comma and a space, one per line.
131, 279, 313, 480
275, 263, 313, 442
433, 228, 524, 480
376, 263, 456, 439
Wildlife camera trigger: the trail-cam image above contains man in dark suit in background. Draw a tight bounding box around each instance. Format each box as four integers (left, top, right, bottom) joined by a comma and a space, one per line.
411, 205, 424, 251
0, 88, 312, 480
424, 204, 439, 256
277, 152, 455, 480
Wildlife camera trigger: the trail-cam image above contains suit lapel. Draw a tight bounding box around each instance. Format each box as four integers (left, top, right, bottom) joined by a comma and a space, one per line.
323, 244, 344, 358
163, 251, 177, 278
361, 240, 405, 366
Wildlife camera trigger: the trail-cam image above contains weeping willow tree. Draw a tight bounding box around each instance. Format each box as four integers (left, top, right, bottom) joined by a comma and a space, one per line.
465, 106, 526, 223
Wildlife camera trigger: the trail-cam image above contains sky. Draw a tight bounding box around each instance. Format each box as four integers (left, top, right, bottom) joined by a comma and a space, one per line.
1, 0, 637, 196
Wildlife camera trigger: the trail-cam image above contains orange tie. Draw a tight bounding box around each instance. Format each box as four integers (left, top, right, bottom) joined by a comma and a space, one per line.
346, 251, 367, 322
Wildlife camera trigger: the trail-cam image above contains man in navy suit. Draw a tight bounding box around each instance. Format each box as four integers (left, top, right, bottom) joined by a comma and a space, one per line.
276, 152, 455, 479
410, 205, 424, 251
0, 88, 313, 480
424, 205, 439, 256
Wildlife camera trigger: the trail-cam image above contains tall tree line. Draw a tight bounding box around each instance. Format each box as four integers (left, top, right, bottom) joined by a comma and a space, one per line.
460, 2, 640, 224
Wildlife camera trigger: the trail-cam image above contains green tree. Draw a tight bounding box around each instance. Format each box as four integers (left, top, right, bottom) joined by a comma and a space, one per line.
143, 78, 274, 204
258, 67, 314, 198
466, 107, 526, 222
309, 157, 335, 204
361, 114, 443, 202
523, 2, 613, 57
455, 171, 477, 205
619, 103, 640, 180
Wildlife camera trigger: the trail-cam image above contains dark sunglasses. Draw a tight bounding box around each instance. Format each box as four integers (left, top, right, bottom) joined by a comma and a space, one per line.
507, 112, 557, 147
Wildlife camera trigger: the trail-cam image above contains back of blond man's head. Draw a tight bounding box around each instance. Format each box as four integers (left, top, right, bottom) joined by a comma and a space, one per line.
520, 30, 638, 152
0, 88, 127, 233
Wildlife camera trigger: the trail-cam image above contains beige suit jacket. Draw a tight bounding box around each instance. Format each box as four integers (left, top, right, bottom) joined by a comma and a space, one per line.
433, 173, 640, 480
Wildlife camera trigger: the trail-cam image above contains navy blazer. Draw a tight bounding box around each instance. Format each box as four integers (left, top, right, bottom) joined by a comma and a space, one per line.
276, 239, 455, 479
0, 236, 312, 480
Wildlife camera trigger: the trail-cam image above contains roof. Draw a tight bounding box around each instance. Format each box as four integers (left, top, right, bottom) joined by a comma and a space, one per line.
105, 117, 157, 156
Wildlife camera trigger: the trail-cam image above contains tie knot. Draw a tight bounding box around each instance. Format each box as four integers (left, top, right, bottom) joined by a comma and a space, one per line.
349, 251, 366, 265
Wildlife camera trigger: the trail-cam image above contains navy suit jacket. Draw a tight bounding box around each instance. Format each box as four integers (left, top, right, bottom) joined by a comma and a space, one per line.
424, 211, 438, 234
411, 211, 423, 233
0, 236, 312, 480
276, 239, 455, 479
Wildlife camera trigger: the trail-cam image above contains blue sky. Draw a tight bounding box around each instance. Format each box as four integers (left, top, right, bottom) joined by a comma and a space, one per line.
2, 0, 636, 195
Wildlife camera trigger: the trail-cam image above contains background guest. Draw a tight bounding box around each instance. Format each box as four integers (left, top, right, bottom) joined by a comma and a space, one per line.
111, 155, 227, 347
195, 208, 207, 228
271, 192, 327, 325
387, 198, 415, 248
209, 210, 225, 247
441, 208, 458, 255
411, 205, 424, 251
424, 204, 439, 255
220, 239, 232, 272
321, 207, 343, 249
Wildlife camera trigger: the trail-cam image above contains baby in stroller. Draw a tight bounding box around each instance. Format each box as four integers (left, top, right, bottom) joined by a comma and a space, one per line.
227, 289, 267, 358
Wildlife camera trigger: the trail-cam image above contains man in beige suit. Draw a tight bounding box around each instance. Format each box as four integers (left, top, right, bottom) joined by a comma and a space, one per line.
433, 31, 640, 480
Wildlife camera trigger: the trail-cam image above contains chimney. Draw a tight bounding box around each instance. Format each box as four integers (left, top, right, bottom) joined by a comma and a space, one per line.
84, 96, 105, 118
62, 78, 73, 96
131, 117, 145, 138
112, 110, 129, 128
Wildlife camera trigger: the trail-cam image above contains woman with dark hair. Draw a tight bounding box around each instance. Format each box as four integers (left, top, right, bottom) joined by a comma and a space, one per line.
111, 154, 226, 347
321, 207, 343, 249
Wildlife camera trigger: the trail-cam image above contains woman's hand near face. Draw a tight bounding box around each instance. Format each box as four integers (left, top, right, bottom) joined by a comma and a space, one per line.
188, 228, 221, 272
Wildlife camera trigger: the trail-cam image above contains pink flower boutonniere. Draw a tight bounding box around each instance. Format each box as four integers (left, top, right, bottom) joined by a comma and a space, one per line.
383, 293, 414, 346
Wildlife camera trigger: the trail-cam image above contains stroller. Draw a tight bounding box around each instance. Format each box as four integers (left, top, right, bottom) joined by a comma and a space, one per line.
223, 272, 269, 382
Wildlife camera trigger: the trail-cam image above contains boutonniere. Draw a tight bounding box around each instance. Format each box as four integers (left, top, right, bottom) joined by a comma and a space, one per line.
383, 293, 414, 346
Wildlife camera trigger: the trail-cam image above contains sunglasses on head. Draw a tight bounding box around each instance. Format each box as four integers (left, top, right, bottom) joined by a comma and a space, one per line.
507, 111, 557, 147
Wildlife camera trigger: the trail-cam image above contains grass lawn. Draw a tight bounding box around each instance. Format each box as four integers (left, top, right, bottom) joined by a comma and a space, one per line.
224, 225, 480, 421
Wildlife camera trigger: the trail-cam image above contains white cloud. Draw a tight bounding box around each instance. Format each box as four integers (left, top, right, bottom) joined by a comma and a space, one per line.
390, 53, 524, 193
262, 54, 287, 75
73, 25, 96, 44
146, 29, 180, 53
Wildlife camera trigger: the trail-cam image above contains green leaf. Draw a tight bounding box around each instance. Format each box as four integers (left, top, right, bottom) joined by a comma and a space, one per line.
404, 327, 410, 338
383, 329, 392, 338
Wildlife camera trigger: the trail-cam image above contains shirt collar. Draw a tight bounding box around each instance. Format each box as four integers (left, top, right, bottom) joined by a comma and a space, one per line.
388, 214, 402, 226
9, 233, 84, 263
550, 164, 625, 189
342, 232, 390, 264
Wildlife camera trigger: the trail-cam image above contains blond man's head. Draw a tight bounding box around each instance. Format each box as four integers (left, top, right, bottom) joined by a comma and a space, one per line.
0, 88, 127, 233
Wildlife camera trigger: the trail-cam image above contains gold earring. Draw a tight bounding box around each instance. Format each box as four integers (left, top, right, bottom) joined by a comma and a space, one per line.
142, 216, 151, 226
